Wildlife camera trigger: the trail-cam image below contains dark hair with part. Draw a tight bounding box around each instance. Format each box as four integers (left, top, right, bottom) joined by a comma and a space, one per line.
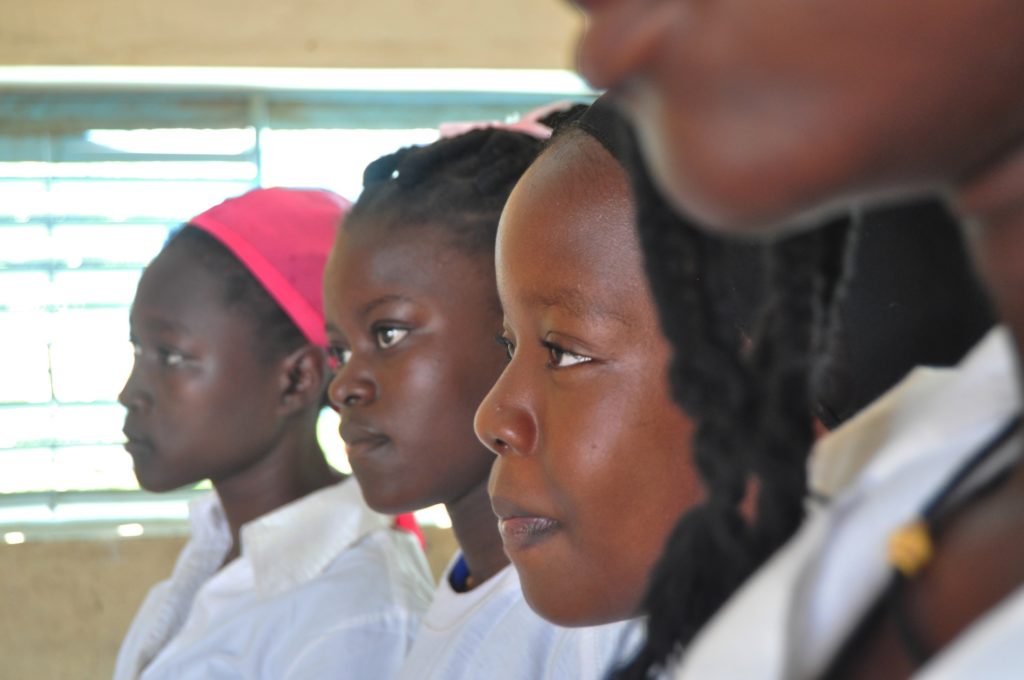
345, 118, 574, 254
162, 226, 307, 360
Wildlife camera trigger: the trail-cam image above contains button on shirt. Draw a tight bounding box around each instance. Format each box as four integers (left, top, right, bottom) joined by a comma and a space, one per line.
114, 478, 434, 680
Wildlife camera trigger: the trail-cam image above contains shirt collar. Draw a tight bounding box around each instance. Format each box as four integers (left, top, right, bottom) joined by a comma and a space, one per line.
189, 479, 390, 599
244, 478, 389, 597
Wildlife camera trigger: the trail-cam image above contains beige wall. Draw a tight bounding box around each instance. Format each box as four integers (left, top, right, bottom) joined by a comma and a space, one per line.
0, 0, 583, 69
0, 528, 457, 680
0, 537, 187, 680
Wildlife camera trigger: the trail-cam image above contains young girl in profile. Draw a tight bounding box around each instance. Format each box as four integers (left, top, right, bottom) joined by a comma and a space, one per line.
474, 100, 718, 633
115, 188, 432, 680
323, 119, 632, 679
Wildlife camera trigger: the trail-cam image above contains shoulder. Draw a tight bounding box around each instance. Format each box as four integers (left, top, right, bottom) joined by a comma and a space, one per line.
397, 566, 566, 679
288, 526, 434, 623
266, 530, 433, 679
544, 619, 641, 679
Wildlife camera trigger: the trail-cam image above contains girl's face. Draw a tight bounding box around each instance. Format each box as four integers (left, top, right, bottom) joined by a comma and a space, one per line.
323, 224, 506, 514
119, 246, 286, 492
574, 0, 1024, 233
474, 137, 700, 626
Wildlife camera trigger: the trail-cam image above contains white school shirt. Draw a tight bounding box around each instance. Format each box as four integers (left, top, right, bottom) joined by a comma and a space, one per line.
114, 478, 434, 680
670, 327, 1024, 679
396, 554, 639, 680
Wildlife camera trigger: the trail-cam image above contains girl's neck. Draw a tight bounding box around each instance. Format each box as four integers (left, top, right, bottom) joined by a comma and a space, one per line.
957, 141, 1024, 372
213, 430, 342, 564
446, 478, 509, 589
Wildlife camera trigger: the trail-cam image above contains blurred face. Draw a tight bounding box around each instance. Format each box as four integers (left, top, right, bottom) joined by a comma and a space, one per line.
323, 223, 506, 514
474, 136, 700, 626
574, 0, 1024, 232
119, 245, 285, 492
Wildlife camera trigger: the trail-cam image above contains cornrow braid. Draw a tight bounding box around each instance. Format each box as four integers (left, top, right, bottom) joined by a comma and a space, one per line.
347, 122, 557, 254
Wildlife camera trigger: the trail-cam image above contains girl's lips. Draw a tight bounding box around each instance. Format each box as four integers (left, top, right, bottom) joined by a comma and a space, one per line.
497, 516, 562, 552
341, 421, 390, 461
123, 439, 154, 457
343, 435, 389, 461
122, 428, 154, 457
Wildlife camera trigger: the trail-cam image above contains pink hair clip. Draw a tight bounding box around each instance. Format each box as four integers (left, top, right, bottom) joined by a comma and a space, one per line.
438, 100, 577, 140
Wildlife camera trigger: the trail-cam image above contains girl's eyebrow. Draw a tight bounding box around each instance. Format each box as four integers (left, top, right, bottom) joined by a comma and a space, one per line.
135, 315, 189, 334
359, 294, 413, 320
523, 287, 631, 326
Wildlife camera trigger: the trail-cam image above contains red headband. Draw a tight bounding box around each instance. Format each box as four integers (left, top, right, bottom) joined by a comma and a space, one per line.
189, 187, 351, 347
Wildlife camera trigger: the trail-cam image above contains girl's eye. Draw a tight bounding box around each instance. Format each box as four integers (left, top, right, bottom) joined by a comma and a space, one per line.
495, 334, 515, 362
327, 345, 352, 368
374, 326, 409, 350
544, 342, 593, 369
158, 347, 186, 367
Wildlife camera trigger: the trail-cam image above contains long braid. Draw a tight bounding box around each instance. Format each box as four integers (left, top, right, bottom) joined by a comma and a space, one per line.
612, 134, 765, 679
613, 112, 995, 679
613, 119, 854, 677
808, 216, 861, 428
743, 231, 822, 564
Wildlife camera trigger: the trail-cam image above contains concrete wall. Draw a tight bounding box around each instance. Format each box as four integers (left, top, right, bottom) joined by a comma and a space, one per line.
0, 527, 457, 680
0, 0, 583, 69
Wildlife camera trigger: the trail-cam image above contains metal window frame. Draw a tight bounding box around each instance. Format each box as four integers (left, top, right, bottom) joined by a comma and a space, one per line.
0, 67, 596, 540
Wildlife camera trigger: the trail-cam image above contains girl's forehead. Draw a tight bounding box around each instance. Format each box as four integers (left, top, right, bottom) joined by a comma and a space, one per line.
342, 224, 487, 284
140, 246, 221, 302
135, 247, 250, 332
498, 164, 650, 328
328, 224, 496, 316
343, 218, 472, 260
501, 142, 638, 265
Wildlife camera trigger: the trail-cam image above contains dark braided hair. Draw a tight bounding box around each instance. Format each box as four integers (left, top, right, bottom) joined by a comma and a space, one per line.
811, 201, 994, 429
162, 226, 307, 360
611, 119, 993, 676
344, 119, 568, 254
547, 100, 783, 675
607, 133, 862, 675
610, 138, 780, 678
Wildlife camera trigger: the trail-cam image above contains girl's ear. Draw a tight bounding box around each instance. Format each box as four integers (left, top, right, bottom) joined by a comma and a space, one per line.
277, 344, 329, 416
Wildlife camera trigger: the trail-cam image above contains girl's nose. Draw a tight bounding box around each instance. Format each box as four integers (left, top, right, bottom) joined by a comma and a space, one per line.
327, 356, 378, 410
118, 361, 150, 411
474, 374, 537, 457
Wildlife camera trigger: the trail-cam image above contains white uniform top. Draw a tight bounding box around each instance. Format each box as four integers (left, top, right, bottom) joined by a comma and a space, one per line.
670, 327, 1024, 680
114, 478, 434, 680
396, 554, 639, 680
